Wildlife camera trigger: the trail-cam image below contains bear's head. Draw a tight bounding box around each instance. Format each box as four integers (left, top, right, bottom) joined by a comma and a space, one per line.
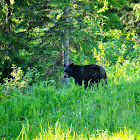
63, 63, 75, 78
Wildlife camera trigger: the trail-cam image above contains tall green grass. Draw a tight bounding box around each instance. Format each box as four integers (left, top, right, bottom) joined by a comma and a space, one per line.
0, 62, 139, 139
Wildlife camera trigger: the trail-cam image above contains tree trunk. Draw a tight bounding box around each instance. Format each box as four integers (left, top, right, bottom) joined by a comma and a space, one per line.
63, 6, 69, 86
6, 0, 12, 49
139, 0, 140, 26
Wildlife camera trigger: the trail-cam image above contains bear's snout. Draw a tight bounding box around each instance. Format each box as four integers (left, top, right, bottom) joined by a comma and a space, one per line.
63, 72, 69, 78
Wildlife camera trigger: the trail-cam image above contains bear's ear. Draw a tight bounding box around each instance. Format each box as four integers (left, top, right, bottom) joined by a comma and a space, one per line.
70, 63, 75, 67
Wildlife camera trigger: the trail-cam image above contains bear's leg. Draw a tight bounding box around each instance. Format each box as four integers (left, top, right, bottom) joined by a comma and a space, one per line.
84, 81, 88, 88
75, 79, 82, 86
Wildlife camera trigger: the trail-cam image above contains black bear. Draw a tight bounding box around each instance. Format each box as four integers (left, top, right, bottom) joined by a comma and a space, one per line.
64, 63, 107, 88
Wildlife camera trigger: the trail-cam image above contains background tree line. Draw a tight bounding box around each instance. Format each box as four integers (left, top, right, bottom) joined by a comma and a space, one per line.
0, 0, 140, 84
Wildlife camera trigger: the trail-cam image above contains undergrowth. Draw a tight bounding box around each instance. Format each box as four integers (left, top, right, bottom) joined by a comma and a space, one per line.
0, 62, 139, 139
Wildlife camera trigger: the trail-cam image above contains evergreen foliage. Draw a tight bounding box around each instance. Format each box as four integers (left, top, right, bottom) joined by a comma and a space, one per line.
0, 0, 139, 81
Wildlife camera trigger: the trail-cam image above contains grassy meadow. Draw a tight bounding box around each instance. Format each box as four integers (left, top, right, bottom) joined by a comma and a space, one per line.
0, 62, 140, 140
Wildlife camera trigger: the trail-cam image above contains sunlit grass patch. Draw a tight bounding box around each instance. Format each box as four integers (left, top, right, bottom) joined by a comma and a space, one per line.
15, 122, 139, 140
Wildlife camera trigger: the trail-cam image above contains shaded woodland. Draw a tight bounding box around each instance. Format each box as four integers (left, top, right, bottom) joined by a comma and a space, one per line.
0, 0, 139, 84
